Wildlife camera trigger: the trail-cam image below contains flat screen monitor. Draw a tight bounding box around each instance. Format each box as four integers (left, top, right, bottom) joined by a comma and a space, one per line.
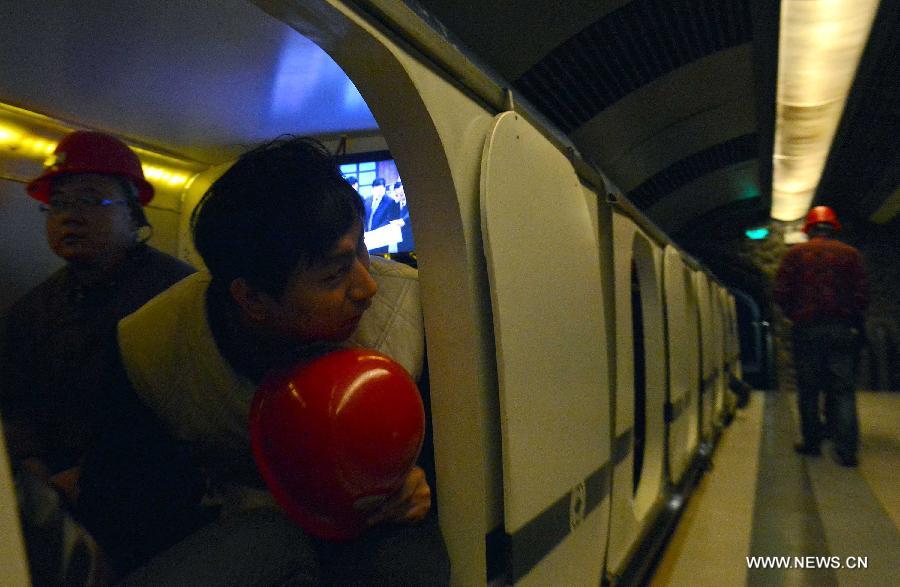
339, 150, 414, 254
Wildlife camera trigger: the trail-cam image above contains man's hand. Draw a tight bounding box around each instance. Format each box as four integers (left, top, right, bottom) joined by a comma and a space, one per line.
50, 466, 82, 505
366, 466, 431, 526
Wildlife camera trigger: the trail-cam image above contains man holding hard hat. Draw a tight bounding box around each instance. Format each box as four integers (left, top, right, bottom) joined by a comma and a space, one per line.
81, 136, 448, 584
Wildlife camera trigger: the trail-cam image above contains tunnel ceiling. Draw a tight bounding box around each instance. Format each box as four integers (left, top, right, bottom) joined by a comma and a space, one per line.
412, 0, 900, 241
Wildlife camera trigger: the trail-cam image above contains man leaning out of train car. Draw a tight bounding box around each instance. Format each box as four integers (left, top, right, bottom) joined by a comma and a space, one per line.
76, 136, 450, 585
0, 131, 196, 580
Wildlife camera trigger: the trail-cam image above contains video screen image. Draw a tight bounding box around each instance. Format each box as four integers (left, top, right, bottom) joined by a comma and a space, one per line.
339, 151, 414, 254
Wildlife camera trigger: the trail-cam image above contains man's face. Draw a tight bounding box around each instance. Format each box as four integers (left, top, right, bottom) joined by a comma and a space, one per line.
45, 174, 136, 265
372, 184, 386, 198
262, 221, 378, 344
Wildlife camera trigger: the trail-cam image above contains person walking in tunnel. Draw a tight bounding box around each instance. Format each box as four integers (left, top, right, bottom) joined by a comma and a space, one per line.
774, 205, 868, 467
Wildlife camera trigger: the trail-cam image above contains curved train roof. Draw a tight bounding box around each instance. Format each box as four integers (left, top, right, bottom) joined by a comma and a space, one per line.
0, 1, 378, 164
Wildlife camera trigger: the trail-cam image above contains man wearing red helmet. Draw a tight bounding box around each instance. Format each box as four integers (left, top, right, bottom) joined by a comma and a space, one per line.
0, 131, 200, 583
1, 130, 195, 473
774, 206, 868, 467
0, 130, 196, 581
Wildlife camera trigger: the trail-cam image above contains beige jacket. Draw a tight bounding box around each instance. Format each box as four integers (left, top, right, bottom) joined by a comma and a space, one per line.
117, 256, 424, 509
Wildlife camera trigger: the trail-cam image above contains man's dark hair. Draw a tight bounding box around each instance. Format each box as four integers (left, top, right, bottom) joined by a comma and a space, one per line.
371, 177, 386, 188
191, 136, 365, 297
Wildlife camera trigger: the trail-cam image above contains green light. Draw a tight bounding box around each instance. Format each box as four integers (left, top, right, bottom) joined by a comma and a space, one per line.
740, 184, 760, 200
745, 227, 769, 240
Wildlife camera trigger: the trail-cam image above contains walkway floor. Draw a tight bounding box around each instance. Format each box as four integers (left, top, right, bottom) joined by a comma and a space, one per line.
651, 390, 900, 586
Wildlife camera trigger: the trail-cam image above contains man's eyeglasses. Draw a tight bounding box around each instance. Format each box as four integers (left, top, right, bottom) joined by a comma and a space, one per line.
39, 195, 129, 216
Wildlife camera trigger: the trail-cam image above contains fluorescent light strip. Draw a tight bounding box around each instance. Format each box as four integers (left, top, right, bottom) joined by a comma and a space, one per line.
0, 121, 192, 188
771, 0, 881, 221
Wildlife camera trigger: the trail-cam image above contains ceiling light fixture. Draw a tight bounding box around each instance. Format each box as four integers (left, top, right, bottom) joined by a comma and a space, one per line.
0, 103, 199, 190
771, 0, 881, 220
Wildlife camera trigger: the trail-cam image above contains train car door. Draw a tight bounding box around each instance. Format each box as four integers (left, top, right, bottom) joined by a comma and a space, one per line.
606, 209, 667, 580
694, 270, 716, 441
481, 111, 611, 585
710, 283, 727, 424
716, 286, 736, 418
727, 293, 743, 382
662, 246, 700, 485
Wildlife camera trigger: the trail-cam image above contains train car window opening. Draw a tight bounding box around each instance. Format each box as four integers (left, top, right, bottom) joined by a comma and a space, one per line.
631, 259, 646, 496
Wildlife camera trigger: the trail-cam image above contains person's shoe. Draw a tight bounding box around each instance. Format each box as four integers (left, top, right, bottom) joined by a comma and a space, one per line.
794, 442, 821, 456
833, 449, 858, 467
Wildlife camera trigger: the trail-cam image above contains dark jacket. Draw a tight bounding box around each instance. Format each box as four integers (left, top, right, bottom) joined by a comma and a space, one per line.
366, 194, 402, 232
0, 245, 194, 472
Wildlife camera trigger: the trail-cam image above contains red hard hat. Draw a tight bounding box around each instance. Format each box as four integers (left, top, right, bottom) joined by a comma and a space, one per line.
250, 348, 425, 542
26, 130, 154, 205
802, 205, 841, 233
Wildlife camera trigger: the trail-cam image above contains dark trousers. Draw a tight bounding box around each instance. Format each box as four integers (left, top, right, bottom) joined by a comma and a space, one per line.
76, 412, 450, 585
792, 320, 860, 459
121, 507, 450, 586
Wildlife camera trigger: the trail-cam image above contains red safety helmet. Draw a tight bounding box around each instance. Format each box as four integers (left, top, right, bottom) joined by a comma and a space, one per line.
26, 130, 154, 205
250, 348, 425, 542
802, 205, 841, 234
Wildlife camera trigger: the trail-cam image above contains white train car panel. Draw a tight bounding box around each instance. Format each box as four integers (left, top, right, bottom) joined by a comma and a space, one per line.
480, 112, 611, 585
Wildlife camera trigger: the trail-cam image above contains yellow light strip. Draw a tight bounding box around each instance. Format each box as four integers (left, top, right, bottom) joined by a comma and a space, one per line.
142, 164, 192, 187
771, 0, 881, 220
0, 124, 22, 144
0, 111, 196, 190
0, 122, 57, 157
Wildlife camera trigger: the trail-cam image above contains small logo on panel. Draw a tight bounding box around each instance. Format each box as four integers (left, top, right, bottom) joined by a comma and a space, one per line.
569, 481, 586, 530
